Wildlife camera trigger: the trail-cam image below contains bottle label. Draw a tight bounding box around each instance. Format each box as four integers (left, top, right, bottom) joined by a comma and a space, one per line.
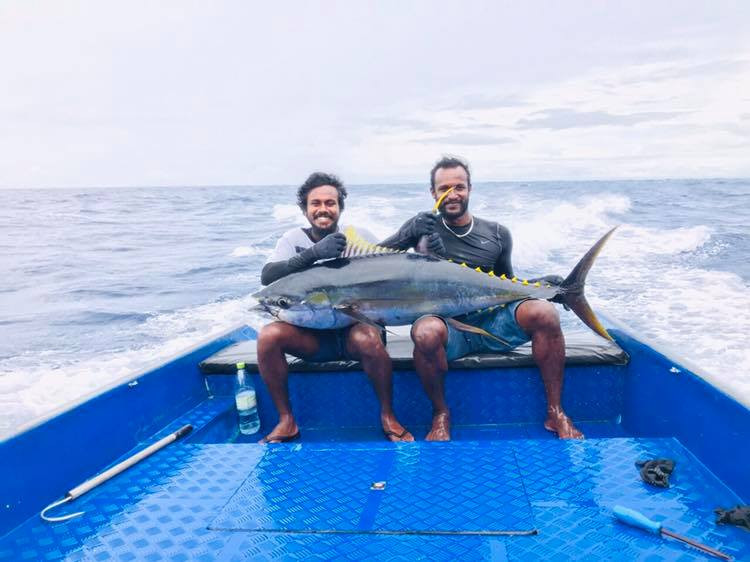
235, 390, 257, 410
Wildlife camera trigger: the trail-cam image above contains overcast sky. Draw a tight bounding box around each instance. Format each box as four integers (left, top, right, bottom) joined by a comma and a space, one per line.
1, 1, 749, 188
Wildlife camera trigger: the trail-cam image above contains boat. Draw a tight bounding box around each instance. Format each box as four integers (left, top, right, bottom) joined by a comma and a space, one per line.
2, 315, 749, 560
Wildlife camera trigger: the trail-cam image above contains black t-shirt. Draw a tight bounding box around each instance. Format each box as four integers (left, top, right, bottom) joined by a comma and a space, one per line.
383, 214, 514, 277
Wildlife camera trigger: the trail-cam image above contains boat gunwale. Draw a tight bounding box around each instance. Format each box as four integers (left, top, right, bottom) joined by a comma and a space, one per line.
600, 312, 750, 409
7, 311, 750, 441
2, 322, 253, 443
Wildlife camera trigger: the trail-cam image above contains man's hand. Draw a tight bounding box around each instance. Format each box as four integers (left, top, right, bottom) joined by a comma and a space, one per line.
408, 212, 437, 239
426, 232, 446, 256
311, 232, 347, 260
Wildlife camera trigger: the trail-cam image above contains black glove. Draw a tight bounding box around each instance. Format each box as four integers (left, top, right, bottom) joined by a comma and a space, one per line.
264, 232, 348, 285
636, 458, 675, 488
426, 232, 446, 256
310, 232, 347, 260
408, 212, 437, 239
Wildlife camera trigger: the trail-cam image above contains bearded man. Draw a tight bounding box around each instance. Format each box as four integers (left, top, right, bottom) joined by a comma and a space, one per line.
381, 157, 581, 441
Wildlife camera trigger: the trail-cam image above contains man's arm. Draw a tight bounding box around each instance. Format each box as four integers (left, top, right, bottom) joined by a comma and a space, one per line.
379, 212, 438, 250
492, 224, 514, 277
490, 226, 563, 284
260, 232, 347, 285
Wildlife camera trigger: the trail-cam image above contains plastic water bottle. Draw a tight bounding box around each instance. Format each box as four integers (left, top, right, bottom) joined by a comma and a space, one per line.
235, 362, 260, 434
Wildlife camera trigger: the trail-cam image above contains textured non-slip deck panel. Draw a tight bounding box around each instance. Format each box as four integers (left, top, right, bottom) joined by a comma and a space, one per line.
199, 332, 629, 374
2, 439, 749, 561
209, 445, 534, 533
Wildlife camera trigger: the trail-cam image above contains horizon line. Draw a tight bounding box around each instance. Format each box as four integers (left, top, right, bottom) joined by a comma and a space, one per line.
2, 176, 749, 190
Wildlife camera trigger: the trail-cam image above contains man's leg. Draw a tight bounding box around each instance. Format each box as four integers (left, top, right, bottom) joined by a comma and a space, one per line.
256, 321, 320, 443
411, 316, 451, 441
515, 300, 584, 439
346, 324, 414, 442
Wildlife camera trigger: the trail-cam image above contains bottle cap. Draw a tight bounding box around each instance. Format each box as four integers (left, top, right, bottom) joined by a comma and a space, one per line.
236, 362, 246, 369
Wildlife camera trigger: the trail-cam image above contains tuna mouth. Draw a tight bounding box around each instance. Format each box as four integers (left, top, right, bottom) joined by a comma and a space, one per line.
250, 301, 277, 318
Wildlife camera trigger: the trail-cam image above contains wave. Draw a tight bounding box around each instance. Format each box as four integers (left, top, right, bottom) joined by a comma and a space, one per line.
52, 310, 155, 326
0, 294, 263, 439
230, 246, 268, 258
2, 182, 749, 437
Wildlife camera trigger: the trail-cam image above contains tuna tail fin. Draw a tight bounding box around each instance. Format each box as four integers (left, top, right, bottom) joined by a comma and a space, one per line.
557, 227, 618, 341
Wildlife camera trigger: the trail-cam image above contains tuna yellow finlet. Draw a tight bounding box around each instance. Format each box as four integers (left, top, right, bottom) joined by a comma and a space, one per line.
488, 271, 495, 277
474, 267, 482, 273
522, 279, 529, 286
461, 262, 467, 267
511, 276, 517, 283
534, 282, 541, 287
500, 274, 507, 280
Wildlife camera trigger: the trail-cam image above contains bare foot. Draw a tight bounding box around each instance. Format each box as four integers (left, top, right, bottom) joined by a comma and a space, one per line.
381, 413, 414, 442
259, 418, 300, 444
426, 411, 451, 441
544, 407, 584, 439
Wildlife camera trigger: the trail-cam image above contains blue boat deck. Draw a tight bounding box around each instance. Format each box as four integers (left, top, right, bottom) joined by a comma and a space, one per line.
3, 325, 750, 560
2, 395, 749, 561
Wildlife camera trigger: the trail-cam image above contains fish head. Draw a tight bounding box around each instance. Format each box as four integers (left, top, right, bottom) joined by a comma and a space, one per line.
252, 287, 337, 328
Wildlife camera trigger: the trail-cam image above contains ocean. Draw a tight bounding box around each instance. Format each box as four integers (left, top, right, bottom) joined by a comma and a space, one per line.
1, 179, 749, 439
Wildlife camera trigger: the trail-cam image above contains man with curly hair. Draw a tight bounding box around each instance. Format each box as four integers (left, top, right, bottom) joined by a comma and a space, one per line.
256, 172, 413, 443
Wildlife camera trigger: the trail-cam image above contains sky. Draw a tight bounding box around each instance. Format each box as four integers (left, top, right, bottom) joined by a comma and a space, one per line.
1, 1, 749, 188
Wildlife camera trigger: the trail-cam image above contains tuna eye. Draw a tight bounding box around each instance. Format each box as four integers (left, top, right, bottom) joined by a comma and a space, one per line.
277, 298, 290, 309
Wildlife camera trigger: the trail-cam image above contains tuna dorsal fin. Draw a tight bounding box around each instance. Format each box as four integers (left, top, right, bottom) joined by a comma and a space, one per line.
445, 317, 511, 347
343, 226, 404, 258
343, 226, 401, 257
341, 226, 404, 258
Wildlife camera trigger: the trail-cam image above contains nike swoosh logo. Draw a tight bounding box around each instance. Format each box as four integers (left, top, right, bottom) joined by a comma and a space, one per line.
479, 240, 491, 244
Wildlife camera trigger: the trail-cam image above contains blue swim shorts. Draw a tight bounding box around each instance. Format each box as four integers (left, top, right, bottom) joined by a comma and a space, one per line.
302, 325, 386, 363
438, 299, 532, 361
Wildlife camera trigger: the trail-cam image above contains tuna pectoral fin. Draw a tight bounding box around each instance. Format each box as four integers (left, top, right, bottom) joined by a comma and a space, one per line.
333, 305, 396, 336
558, 227, 617, 341
445, 318, 511, 347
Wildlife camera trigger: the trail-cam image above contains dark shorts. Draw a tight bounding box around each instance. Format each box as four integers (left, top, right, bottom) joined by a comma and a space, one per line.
301, 325, 387, 363
433, 299, 532, 361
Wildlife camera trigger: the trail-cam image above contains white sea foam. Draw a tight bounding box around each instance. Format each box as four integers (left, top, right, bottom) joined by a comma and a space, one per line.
589, 266, 750, 405
229, 246, 266, 257
0, 295, 264, 439
272, 203, 307, 224
2, 183, 749, 438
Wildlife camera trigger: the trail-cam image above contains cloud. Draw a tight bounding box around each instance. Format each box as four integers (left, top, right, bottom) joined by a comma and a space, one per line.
615, 59, 750, 86
720, 122, 750, 139
516, 108, 686, 130
366, 117, 437, 133
446, 94, 528, 111
418, 133, 515, 146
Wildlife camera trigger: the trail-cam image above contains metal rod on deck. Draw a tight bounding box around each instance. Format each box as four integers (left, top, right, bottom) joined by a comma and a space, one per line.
660, 528, 731, 560
40, 424, 192, 523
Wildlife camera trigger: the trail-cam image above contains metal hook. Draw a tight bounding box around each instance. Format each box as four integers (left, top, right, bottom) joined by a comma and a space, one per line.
38, 424, 192, 524
40, 496, 85, 523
